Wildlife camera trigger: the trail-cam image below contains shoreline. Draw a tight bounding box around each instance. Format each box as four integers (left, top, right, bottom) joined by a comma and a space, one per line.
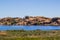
0, 16, 60, 26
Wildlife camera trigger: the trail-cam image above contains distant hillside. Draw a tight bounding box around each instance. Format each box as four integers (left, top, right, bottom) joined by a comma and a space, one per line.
0, 16, 60, 26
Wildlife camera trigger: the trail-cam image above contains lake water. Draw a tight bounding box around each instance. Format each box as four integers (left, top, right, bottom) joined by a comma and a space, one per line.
0, 26, 60, 30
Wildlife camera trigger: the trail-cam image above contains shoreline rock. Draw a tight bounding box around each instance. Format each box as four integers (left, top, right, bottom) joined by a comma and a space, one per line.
0, 16, 60, 26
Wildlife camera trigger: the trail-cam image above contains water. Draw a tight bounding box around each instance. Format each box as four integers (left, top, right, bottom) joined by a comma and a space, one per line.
0, 26, 60, 30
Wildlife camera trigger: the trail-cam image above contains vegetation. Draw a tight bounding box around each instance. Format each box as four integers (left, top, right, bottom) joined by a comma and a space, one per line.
0, 30, 60, 40
0, 37, 60, 40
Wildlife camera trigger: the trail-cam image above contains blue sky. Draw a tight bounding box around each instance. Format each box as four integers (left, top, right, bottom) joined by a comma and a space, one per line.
0, 0, 60, 18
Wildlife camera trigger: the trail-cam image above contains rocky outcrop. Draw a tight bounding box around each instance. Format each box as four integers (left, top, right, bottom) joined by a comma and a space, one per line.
0, 16, 60, 26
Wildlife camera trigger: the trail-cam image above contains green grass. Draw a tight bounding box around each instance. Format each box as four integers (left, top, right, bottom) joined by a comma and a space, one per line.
0, 30, 60, 40
0, 37, 60, 40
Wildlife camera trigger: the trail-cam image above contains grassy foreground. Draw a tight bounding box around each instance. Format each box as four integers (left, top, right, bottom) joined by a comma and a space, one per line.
0, 30, 60, 40
0, 37, 60, 40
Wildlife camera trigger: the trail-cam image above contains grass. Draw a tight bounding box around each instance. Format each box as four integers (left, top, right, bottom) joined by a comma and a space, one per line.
0, 37, 60, 40
0, 30, 60, 40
